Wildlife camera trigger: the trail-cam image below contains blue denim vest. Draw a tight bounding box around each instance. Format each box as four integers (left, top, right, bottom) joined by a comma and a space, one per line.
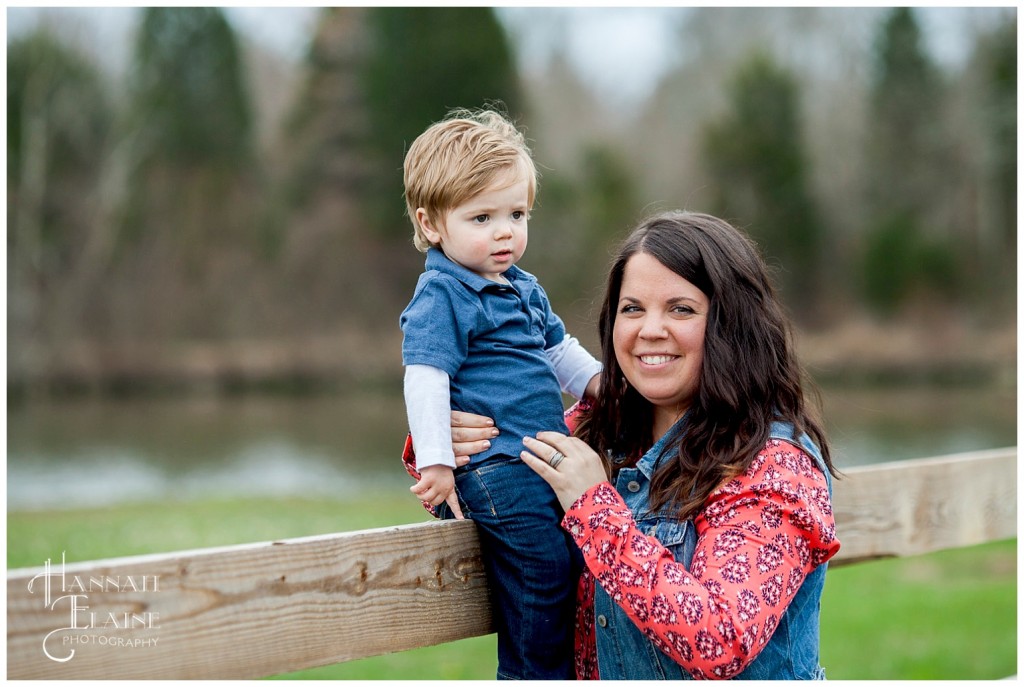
593, 420, 832, 680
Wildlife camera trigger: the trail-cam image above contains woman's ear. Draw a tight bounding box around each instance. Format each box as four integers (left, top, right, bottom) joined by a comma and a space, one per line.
416, 208, 443, 245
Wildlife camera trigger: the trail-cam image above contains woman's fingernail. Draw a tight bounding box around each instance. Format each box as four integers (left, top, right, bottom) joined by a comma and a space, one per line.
482, 440, 490, 449
491, 428, 500, 437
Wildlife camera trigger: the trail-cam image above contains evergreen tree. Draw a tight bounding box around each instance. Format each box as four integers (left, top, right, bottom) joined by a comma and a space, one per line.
701, 52, 821, 315
861, 8, 957, 315
123, 8, 256, 253
108, 7, 263, 340
977, 17, 1016, 258
577, 144, 639, 269
7, 30, 111, 334
8, 31, 111, 273
271, 7, 406, 328
526, 142, 640, 313
866, 7, 946, 220
273, 7, 524, 322
280, 7, 371, 214
128, 8, 252, 168
361, 7, 523, 238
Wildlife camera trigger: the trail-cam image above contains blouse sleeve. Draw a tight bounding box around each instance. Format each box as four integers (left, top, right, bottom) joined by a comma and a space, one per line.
562, 439, 840, 680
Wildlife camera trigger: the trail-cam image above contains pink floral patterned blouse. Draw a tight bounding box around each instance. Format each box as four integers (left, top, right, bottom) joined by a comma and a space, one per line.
565, 439, 840, 679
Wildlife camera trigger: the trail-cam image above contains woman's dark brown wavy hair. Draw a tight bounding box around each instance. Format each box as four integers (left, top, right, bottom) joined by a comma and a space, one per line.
574, 211, 837, 520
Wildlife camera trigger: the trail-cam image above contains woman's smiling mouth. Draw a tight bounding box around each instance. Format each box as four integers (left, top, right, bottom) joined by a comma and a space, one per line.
639, 355, 677, 365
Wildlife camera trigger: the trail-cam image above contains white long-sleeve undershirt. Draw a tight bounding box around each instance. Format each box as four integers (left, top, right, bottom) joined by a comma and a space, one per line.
404, 335, 601, 471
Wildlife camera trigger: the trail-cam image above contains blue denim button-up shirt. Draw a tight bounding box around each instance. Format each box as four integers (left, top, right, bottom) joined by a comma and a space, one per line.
400, 248, 569, 463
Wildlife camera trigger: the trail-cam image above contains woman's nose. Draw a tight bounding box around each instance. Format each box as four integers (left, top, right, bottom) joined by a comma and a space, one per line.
639, 314, 668, 339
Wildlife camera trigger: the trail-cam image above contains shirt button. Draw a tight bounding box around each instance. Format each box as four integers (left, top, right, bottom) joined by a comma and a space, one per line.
597, 615, 608, 628
627, 481, 641, 492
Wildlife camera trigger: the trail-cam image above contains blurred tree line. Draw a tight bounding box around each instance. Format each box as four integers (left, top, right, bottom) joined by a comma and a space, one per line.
7, 7, 1016, 394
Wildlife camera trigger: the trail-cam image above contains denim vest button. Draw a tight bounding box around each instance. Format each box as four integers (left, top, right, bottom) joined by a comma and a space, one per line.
597, 614, 608, 628
627, 481, 641, 492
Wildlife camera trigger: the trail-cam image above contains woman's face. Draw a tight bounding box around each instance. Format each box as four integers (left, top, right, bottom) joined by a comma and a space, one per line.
613, 251, 709, 436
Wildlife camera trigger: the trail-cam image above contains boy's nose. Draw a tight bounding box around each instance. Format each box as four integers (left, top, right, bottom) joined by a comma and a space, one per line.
494, 222, 513, 239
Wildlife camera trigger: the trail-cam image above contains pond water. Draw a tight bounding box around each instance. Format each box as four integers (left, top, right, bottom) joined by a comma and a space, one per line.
6, 383, 1017, 511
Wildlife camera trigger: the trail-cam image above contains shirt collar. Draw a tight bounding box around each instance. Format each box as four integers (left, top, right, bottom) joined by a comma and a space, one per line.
424, 247, 528, 294
635, 413, 689, 480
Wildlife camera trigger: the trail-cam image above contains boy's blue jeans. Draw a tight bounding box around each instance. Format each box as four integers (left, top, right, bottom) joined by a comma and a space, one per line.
437, 453, 581, 680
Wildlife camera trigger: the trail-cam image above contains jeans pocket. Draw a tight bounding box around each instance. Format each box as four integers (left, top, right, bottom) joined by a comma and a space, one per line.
448, 464, 498, 518
433, 469, 485, 521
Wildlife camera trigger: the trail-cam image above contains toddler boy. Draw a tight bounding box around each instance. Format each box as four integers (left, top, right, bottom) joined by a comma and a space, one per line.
400, 108, 600, 679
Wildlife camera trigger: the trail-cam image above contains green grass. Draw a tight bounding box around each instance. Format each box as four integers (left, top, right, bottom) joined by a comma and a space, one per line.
7, 496, 1015, 679
820, 540, 1017, 680
6, 494, 432, 569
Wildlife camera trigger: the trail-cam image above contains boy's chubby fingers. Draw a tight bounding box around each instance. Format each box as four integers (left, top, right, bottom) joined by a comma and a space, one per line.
445, 493, 465, 520
411, 484, 438, 503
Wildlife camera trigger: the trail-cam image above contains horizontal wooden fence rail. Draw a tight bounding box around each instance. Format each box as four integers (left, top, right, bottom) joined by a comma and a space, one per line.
7, 447, 1016, 679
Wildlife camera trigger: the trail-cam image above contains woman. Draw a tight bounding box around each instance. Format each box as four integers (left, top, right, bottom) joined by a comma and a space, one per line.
421, 211, 840, 679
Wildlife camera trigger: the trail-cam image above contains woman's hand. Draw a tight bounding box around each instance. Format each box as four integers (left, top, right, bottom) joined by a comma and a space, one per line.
451, 410, 498, 461
521, 432, 608, 511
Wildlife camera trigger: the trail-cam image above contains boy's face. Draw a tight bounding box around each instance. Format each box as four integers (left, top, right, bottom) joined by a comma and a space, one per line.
417, 175, 530, 283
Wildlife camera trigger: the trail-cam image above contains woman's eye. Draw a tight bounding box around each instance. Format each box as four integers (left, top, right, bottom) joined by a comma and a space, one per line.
672, 305, 695, 315
619, 304, 642, 314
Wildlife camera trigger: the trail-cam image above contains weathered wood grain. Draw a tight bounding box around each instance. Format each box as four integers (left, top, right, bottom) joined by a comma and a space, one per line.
8, 519, 491, 679
7, 448, 1015, 679
829, 447, 1016, 565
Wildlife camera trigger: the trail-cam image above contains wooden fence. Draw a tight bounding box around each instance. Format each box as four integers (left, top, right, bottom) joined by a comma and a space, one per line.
7, 447, 1016, 679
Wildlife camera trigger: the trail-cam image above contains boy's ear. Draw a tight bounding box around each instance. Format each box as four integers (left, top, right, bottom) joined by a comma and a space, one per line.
416, 208, 443, 245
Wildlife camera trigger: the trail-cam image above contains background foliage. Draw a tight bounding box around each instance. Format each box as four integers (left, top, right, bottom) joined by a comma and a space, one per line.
361, 7, 523, 240
6, 7, 1017, 395
703, 52, 822, 313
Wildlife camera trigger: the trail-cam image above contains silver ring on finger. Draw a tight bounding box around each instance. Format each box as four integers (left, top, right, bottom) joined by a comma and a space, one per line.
548, 450, 565, 469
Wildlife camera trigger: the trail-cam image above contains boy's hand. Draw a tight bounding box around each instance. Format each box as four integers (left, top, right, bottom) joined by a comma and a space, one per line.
410, 465, 464, 520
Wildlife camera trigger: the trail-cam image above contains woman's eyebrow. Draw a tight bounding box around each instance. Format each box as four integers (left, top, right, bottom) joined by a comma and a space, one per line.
618, 295, 701, 304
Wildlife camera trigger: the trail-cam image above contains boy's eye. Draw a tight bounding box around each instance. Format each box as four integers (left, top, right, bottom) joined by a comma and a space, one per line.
473, 214, 489, 224
511, 210, 525, 220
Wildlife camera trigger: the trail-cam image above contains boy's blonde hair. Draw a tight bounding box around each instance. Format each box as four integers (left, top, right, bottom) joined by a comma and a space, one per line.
403, 108, 537, 252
